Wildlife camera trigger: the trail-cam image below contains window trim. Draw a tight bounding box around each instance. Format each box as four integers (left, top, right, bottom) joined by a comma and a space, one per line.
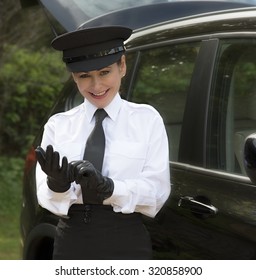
178, 38, 219, 167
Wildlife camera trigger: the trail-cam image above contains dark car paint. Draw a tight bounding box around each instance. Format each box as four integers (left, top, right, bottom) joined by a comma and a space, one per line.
21, 0, 254, 32
20, 2, 256, 259
167, 163, 256, 259
80, 1, 254, 30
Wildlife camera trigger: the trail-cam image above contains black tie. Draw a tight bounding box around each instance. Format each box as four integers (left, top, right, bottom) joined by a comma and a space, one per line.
83, 108, 107, 171
82, 109, 107, 222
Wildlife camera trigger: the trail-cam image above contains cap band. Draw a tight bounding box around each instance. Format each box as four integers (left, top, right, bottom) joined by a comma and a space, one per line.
63, 46, 125, 64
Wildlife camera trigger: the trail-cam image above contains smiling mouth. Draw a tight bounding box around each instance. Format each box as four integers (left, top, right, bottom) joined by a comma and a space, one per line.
90, 89, 109, 97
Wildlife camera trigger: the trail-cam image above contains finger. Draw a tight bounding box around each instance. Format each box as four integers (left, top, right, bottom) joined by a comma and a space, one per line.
72, 163, 86, 183
69, 160, 85, 181
78, 166, 93, 177
78, 165, 94, 177
52, 151, 60, 171
35, 146, 46, 169
75, 168, 90, 184
69, 161, 85, 175
61, 156, 68, 172
69, 160, 85, 169
44, 145, 54, 171
76, 160, 94, 171
45, 145, 54, 157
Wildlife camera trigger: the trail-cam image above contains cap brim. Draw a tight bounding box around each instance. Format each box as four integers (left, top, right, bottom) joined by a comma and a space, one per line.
66, 51, 123, 72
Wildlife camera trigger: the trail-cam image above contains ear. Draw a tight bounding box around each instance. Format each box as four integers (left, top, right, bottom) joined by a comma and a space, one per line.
120, 55, 127, 77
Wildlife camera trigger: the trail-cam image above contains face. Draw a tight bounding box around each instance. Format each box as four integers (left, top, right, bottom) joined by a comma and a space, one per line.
72, 55, 127, 108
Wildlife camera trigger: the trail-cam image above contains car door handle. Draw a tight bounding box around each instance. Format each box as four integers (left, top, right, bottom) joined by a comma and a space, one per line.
178, 196, 218, 218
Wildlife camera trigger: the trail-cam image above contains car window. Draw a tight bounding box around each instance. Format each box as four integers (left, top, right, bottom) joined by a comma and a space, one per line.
208, 39, 256, 175
129, 43, 201, 161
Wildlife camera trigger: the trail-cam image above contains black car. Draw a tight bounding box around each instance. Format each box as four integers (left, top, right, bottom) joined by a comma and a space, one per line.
20, 0, 256, 260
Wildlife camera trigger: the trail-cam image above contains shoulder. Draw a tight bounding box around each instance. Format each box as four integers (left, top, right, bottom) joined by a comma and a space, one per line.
47, 103, 84, 123
123, 99, 163, 120
121, 100, 167, 138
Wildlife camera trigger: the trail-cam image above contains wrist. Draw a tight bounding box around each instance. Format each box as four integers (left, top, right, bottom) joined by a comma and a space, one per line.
97, 177, 114, 200
47, 176, 70, 193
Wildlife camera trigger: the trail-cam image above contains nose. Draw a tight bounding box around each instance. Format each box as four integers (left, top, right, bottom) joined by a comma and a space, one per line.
90, 75, 101, 91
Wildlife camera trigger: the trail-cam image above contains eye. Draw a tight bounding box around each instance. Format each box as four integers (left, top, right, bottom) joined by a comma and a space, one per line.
79, 73, 90, 79
100, 69, 110, 76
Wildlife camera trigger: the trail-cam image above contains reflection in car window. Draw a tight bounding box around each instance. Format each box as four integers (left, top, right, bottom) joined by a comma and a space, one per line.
129, 43, 200, 161
208, 39, 256, 175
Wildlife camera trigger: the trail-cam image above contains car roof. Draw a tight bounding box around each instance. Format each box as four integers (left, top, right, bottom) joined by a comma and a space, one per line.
126, 6, 256, 48
79, 1, 255, 30
20, 0, 255, 32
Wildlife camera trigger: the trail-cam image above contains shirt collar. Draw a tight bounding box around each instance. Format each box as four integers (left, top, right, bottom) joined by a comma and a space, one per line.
83, 93, 122, 122
83, 100, 97, 123
104, 93, 122, 121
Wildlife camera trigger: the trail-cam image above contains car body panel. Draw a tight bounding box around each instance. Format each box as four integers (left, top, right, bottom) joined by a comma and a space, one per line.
21, 0, 255, 32
164, 163, 256, 259
40, 0, 184, 31
79, 1, 254, 30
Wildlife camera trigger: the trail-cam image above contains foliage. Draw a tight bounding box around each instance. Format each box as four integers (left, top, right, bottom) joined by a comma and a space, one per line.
0, 156, 23, 214
0, 44, 68, 157
0, 156, 23, 259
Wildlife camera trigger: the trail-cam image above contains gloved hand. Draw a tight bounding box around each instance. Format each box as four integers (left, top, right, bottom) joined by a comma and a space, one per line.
69, 160, 114, 204
35, 145, 71, 192
244, 133, 256, 184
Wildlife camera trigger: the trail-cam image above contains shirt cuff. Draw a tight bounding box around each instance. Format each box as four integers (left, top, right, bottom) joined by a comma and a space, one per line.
103, 179, 130, 211
37, 185, 78, 216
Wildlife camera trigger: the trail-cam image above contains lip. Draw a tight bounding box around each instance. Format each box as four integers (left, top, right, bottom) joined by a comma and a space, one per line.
90, 89, 109, 99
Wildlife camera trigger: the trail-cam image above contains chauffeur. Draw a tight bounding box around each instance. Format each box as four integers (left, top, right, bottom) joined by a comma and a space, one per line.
35, 25, 171, 260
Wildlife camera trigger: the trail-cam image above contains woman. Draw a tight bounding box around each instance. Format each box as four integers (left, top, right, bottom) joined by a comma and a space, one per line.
35, 25, 171, 260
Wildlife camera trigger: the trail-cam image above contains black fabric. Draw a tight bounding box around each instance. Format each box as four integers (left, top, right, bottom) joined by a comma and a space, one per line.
84, 109, 107, 172
81, 109, 107, 205
53, 204, 152, 260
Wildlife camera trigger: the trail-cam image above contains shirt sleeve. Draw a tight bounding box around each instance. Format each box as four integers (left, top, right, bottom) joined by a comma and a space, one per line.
104, 113, 171, 218
36, 117, 80, 216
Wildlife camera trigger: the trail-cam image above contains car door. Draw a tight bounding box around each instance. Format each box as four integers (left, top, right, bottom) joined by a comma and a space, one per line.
200, 37, 256, 259
179, 37, 256, 259
127, 35, 256, 259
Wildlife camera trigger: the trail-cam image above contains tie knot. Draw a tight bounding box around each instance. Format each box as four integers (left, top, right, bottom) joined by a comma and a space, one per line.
95, 109, 107, 124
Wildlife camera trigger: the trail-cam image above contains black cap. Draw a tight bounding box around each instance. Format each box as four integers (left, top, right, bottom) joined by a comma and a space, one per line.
51, 26, 132, 72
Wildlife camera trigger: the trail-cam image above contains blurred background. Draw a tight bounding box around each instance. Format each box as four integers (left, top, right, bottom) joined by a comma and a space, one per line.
0, 0, 68, 259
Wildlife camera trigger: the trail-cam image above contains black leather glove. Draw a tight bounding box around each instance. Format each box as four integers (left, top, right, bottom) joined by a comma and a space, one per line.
69, 160, 114, 204
35, 145, 71, 192
244, 134, 256, 184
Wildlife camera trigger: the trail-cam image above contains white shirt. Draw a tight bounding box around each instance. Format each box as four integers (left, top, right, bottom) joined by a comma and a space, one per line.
36, 93, 171, 217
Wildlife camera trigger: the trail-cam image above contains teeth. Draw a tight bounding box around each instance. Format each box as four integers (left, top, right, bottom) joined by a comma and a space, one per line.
92, 90, 106, 96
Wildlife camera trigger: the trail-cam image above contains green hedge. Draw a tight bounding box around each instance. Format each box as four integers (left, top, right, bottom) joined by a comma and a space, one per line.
0, 44, 68, 157
0, 156, 23, 214
0, 156, 24, 259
